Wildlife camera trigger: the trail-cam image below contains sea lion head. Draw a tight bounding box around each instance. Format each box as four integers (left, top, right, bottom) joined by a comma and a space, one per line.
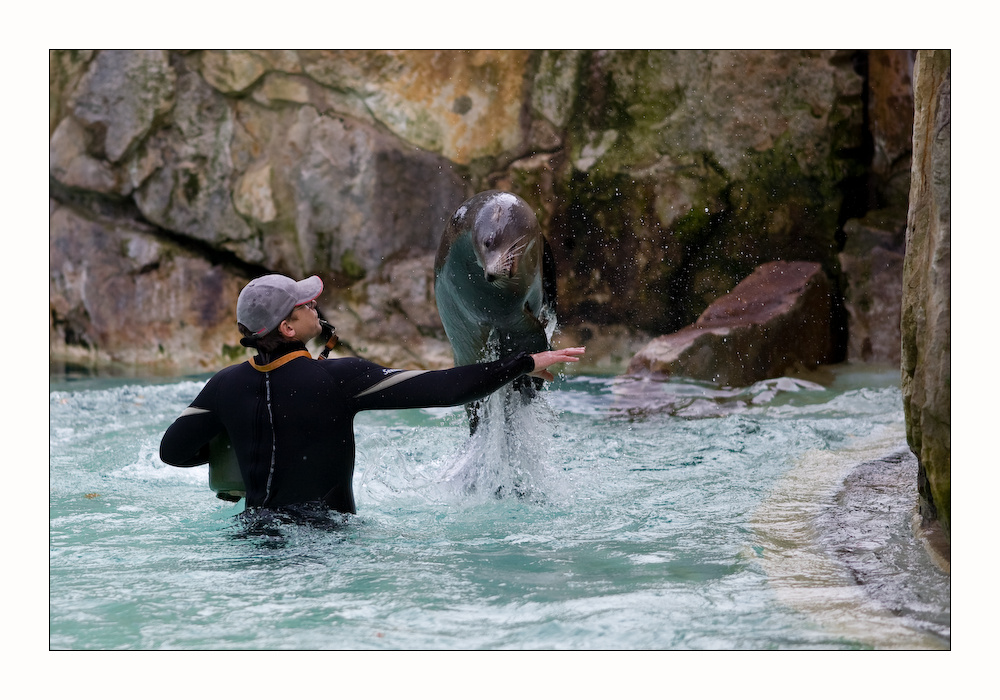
471, 191, 541, 286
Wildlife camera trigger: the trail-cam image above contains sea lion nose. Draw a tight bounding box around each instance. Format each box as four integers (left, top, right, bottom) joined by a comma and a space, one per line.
485, 272, 496, 283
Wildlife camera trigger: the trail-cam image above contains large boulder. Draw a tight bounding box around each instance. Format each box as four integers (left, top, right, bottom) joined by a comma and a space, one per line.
627, 261, 833, 386
901, 50, 950, 537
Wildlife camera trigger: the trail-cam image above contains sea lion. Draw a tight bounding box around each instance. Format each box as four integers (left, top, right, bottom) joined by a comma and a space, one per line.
434, 190, 557, 431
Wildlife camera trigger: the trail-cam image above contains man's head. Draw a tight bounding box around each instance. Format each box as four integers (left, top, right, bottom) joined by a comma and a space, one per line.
237, 274, 324, 346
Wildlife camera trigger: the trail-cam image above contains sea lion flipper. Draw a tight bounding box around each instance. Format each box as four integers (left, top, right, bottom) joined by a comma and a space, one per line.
524, 298, 556, 338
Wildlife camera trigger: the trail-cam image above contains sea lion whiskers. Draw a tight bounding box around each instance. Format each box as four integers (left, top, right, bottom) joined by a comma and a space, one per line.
485, 236, 532, 284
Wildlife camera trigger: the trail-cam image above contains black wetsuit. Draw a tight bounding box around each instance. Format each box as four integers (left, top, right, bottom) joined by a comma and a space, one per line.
159, 342, 534, 514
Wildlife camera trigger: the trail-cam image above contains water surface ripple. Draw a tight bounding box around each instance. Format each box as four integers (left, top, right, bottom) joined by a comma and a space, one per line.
49, 367, 949, 649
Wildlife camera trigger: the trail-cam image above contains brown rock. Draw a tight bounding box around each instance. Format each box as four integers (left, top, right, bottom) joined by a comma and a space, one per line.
627, 261, 833, 386
132, 64, 257, 259
868, 49, 915, 203
232, 161, 277, 224
69, 49, 175, 164
228, 101, 467, 281
50, 50, 95, 135
298, 49, 533, 164
199, 50, 268, 95
330, 252, 454, 369
49, 200, 250, 373
49, 116, 120, 193
838, 208, 907, 364
901, 50, 950, 537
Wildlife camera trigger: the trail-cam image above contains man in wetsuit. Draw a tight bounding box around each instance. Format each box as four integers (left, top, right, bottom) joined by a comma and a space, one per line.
159, 274, 584, 517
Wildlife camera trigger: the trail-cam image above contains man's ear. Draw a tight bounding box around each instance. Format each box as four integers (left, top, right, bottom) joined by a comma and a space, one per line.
278, 319, 296, 339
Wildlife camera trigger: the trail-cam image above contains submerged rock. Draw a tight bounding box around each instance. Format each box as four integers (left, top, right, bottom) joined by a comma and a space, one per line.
627, 261, 833, 386
816, 449, 950, 643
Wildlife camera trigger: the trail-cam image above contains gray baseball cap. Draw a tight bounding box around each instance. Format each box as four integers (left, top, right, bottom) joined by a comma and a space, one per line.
236, 274, 323, 337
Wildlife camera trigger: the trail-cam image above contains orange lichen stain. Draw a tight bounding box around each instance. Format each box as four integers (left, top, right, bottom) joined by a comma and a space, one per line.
84, 493, 100, 499
388, 50, 530, 164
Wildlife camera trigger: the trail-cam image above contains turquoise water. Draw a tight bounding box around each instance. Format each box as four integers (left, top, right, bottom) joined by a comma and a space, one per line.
49, 366, 949, 650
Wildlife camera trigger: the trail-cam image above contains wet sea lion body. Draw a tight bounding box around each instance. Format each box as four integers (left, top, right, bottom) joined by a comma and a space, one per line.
434, 190, 557, 431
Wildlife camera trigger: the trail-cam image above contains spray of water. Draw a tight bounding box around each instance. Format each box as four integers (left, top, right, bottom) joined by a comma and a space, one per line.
435, 384, 561, 502
357, 313, 565, 507
433, 308, 564, 501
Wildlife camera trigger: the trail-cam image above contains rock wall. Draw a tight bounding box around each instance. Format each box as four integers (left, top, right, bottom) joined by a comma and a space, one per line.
901, 50, 951, 537
49, 200, 249, 372
838, 207, 907, 364
839, 50, 914, 365
50, 50, 901, 375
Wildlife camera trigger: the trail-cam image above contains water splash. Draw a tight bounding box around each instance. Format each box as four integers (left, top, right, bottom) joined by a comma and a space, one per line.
411, 310, 564, 501
434, 385, 562, 502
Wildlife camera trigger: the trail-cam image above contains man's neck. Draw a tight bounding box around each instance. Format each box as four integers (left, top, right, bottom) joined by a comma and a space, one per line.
253, 340, 307, 366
